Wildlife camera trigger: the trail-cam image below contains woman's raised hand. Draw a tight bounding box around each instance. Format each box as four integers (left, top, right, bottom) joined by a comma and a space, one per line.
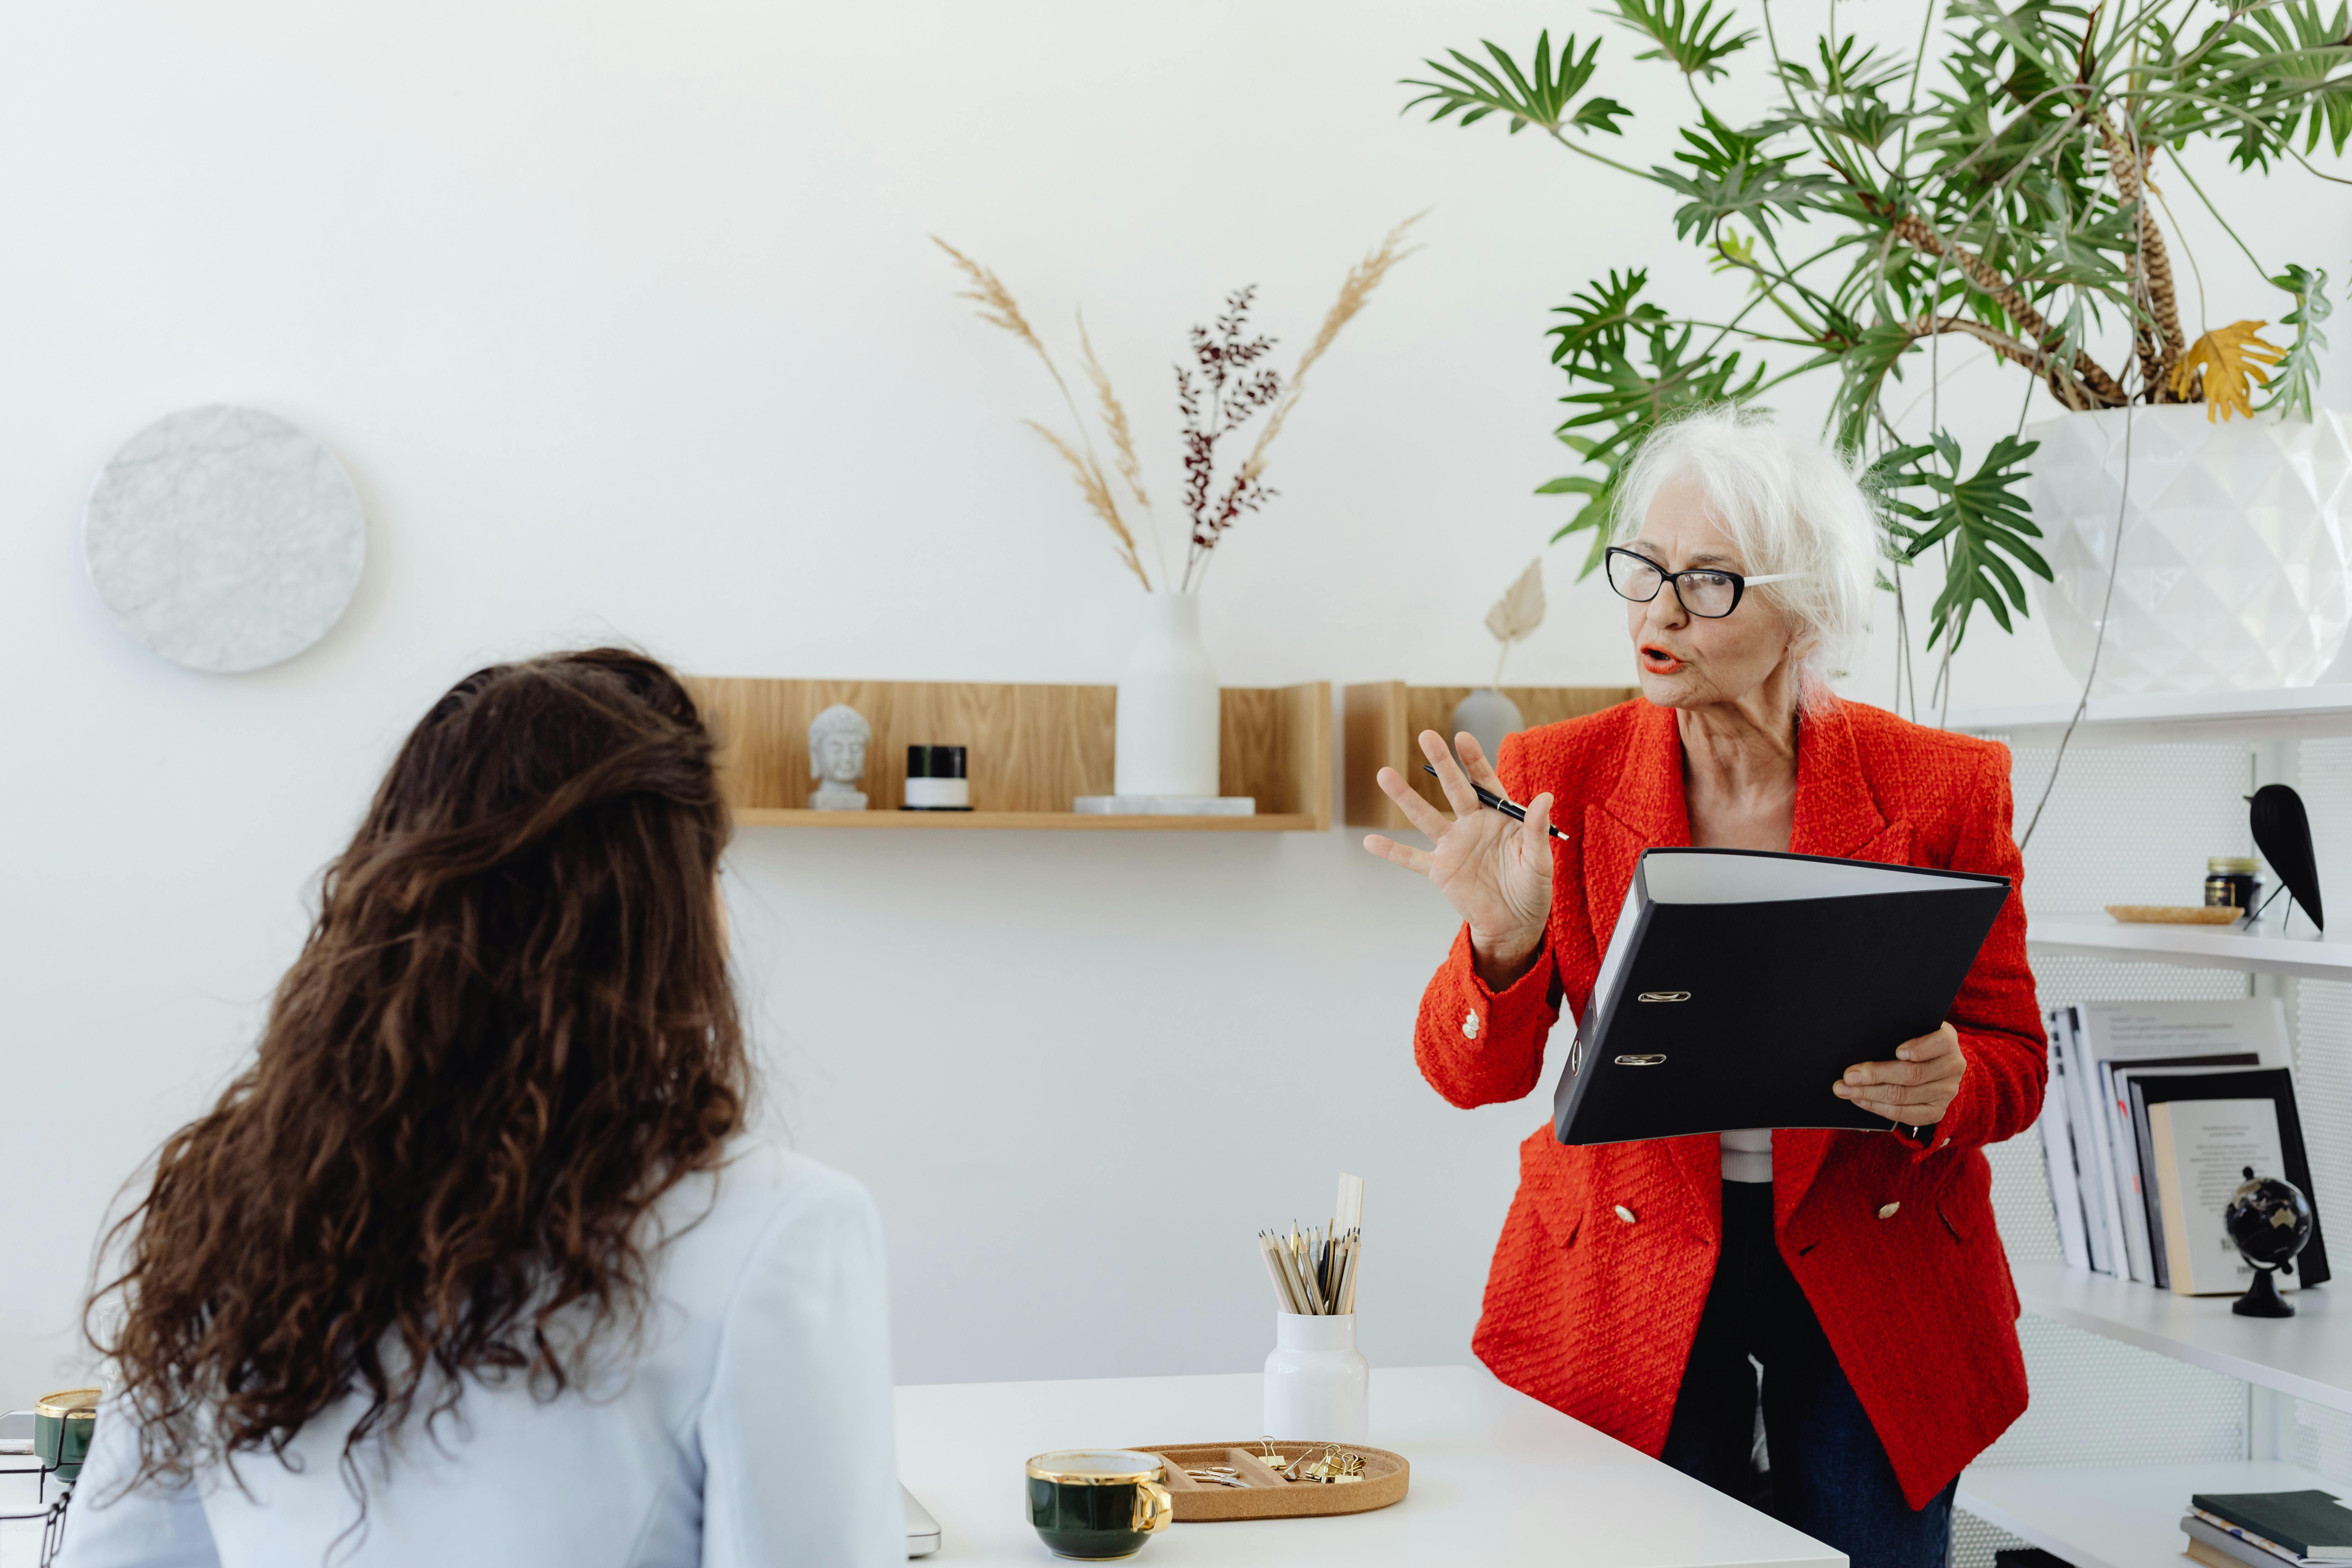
1361, 730, 1555, 991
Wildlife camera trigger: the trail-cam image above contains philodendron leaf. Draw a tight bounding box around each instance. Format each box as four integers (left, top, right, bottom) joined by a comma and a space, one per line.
1537, 472, 1618, 574
1547, 269, 1664, 369
2171, 321, 2288, 421
1600, 0, 1757, 82
2258, 266, 2332, 421
1651, 113, 1837, 239
1402, 31, 1627, 138
1877, 433, 2050, 650
1865, 442, 1938, 539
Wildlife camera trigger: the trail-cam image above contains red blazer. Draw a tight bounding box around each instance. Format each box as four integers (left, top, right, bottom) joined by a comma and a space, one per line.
1415, 697, 2043, 1508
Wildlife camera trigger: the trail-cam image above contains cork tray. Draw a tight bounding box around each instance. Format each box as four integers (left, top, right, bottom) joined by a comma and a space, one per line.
1134, 1441, 1409, 1521
2106, 904, 2240, 925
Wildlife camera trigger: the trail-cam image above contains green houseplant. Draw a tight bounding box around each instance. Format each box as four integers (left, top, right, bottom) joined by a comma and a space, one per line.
1403, 0, 2351, 696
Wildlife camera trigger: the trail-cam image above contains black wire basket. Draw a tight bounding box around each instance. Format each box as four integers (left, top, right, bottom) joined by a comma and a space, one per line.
1, 1402, 87, 1568
0, 1464, 74, 1568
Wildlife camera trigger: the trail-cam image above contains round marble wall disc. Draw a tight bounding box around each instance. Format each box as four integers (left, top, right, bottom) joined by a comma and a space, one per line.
83, 405, 366, 673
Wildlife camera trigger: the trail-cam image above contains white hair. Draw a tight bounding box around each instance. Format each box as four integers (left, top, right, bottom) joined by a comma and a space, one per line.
1611, 405, 1879, 706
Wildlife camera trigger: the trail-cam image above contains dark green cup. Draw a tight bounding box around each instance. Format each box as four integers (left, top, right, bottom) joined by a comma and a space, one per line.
35, 1389, 99, 1484
1024, 1450, 1173, 1561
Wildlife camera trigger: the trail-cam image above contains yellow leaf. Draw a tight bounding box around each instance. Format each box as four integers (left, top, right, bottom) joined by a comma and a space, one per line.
2168, 321, 2286, 422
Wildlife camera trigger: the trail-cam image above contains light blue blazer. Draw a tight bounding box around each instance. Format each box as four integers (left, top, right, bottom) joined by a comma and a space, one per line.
59, 1143, 904, 1568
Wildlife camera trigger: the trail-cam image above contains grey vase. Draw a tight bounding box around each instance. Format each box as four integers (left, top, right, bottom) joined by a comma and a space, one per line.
1449, 688, 1525, 770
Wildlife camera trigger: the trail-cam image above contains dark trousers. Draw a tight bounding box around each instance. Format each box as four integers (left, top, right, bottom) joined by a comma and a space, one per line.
1660, 1182, 1955, 1568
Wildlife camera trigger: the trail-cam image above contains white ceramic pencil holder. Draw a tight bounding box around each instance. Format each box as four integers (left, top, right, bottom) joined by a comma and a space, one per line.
1263, 1312, 1368, 1443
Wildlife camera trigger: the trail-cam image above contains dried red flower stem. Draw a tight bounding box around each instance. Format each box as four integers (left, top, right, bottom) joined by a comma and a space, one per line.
1178, 286, 1282, 592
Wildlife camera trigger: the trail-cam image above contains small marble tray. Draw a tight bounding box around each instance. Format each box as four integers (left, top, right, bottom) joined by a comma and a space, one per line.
2105, 904, 2241, 925
1136, 1440, 1408, 1521
1073, 795, 1256, 816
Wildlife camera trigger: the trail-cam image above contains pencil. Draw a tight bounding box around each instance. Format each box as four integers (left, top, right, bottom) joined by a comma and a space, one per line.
1259, 1233, 1301, 1313
1253, 1182, 1365, 1318
1277, 1230, 1317, 1315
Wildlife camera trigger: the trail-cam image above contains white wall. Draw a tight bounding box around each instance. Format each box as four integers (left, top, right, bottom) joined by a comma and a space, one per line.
2, 0, 2345, 1404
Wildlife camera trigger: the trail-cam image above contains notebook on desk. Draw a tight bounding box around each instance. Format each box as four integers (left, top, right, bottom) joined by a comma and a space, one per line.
1551, 847, 2011, 1146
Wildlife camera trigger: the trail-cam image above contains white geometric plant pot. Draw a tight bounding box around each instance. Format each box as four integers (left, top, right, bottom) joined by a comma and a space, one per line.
2028, 406, 2352, 695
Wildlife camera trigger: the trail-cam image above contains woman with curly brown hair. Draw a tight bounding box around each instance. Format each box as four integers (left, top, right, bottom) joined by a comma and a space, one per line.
60, 650, 904, 1567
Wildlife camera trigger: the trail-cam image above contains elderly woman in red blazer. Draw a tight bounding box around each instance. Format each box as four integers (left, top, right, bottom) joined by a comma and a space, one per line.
1363, 407, 2043, 1568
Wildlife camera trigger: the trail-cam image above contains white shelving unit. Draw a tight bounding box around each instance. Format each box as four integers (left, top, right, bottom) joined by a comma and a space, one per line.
2009, 1262, 2352, 1412
1950, 687, 2352, 1568
2027, 916, 2352, 980
1957, 1461, 2337, 1568
1947, 684, 2352, 746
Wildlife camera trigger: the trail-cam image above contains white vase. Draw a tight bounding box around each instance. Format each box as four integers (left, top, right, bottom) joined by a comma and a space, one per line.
2028, 407, 2352, 694
1263, 1312, 1368, 1443
1114, 593, 1220, 797
1448, 688, 1525, 767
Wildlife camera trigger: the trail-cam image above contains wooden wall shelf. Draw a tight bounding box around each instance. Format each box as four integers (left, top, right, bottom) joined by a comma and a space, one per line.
1341, 683, 1636, 831
687, 677, 1330, 831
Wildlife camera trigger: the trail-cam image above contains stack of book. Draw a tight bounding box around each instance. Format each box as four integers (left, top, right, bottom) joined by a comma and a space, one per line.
2186, 1489, 2352, 1568
2036, 999, 2331, 1293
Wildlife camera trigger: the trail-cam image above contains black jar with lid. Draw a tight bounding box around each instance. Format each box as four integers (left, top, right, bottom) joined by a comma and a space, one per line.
2205, 856, 2262, 913
902, 745, 970, 811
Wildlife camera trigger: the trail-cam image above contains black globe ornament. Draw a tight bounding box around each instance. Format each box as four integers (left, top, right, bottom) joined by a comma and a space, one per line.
2225, 1167, 2315, 1318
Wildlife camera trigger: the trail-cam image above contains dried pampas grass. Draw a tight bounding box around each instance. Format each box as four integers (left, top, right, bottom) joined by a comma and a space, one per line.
1242, 212, 1425, 483
1080, 312, 1169, 585
937, 236, 1154, 588
937, 215, 1421, 592
1023, 420, 1151, 589
935, 237, 1050, 369
1080, 314, 1149, 510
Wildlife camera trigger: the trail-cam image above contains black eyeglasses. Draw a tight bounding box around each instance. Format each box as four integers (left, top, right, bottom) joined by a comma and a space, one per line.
1604, 547, 1807, 619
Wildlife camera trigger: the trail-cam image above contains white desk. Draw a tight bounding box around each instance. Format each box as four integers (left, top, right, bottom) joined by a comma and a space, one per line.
895, 1364, 1843, 1567
0, 1366, 1840, 1567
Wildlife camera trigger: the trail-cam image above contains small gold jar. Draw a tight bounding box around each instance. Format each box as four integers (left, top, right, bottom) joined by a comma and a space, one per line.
2206, 856, 2262, 912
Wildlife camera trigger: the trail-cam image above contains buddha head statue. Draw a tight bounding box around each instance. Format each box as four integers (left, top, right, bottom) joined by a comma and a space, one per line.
808, 704, 872, 790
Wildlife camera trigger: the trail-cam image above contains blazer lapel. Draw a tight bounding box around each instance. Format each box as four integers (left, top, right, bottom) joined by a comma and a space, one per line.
1786, 703, 1889, 861
1774, 703, 1907, 1223
1587, 706, 1722, 1223
1588, 701, 1690, 951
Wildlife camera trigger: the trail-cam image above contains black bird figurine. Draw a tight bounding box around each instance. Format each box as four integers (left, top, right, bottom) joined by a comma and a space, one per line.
2248, 783, 2324, 932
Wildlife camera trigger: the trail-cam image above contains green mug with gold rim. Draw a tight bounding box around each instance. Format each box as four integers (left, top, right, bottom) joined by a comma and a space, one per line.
1024, 1449, 1174, 1561
34, 1389, 100, 1483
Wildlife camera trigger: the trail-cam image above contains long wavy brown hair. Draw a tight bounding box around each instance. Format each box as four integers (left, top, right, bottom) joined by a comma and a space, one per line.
91, 648, 747, 1499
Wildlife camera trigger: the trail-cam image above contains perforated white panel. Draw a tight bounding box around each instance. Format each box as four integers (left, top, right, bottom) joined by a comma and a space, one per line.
2292, 738, 2352, 932
2291, 980, 2352, 1269
1953, 1509, 2027, 1568
1973, 1317, 2249, 1467
1987, 1118, 2062, 1268
2292, 1402, 2352, 1482
2006, 741, 2255, 918
2029, 954, 2253, 1007
2282, 736, 2352, 1488
1951, 740, 2268, 1568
